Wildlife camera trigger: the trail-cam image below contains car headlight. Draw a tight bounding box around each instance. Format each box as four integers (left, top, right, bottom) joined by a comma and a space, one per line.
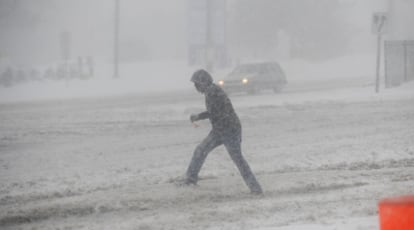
218, 80, 224, 86
242, 78, 249, 84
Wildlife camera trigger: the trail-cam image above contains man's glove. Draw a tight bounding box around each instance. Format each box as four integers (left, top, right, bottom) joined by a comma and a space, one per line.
190, 114, 199, 123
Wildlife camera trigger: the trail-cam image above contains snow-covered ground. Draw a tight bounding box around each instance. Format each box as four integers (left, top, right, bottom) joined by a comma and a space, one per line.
1, 57, 413, 229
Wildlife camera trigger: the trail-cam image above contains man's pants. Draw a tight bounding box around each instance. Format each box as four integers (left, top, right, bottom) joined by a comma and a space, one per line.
186, 131, 263, 193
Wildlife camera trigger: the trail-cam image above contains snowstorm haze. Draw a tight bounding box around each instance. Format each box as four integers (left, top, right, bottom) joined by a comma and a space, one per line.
1, 0, 187, 64
0, 0, 390, 63
0, 0, 408, 101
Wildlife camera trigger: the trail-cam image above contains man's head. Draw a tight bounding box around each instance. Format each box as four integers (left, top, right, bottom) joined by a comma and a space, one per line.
191, 69, 213, 93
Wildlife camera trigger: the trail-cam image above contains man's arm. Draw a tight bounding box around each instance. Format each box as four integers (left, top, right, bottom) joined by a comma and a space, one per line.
191, 111, 209, 123
197, 111, 209, 120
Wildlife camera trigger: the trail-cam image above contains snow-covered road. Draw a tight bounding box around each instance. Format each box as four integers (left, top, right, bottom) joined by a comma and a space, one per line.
1, 83, 413, 229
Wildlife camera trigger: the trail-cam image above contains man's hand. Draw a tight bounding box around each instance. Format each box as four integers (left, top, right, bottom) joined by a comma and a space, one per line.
190, 114, 199, 123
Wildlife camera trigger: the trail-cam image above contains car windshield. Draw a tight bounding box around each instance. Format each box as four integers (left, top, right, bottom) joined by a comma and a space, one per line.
232, 64, 261, 74
227, 63, 279, 80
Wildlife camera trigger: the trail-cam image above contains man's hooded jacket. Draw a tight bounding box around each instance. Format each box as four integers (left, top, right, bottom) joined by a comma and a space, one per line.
191, 70, 242, 141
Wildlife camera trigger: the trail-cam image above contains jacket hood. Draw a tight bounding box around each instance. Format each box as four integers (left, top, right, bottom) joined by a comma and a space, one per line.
191, 69, 213, 85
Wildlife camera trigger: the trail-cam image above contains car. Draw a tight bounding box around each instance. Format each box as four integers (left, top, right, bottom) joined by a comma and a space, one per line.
218, 62, 287, 94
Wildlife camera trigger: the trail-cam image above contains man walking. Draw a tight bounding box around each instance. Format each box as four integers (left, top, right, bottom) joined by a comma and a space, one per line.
183, 69, 263, 195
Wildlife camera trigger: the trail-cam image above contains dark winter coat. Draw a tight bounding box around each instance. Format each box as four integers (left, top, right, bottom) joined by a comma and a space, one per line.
196, 83, 241, 141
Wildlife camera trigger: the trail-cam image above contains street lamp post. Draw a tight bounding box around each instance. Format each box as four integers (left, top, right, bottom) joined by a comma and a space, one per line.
205, 0, 213, 73
372, 12, 387, 93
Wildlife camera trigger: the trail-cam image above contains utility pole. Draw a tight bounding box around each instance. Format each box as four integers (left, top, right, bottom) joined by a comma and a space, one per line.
205, 0, 213, 73
60, 31, 71, 84
114, 0, 120, 78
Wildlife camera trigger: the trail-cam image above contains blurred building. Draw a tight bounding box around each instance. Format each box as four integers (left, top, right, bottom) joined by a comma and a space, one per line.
384, 0, 414, 87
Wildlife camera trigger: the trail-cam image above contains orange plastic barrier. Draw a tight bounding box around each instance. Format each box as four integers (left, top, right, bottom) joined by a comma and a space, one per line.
379, 195, 414, 230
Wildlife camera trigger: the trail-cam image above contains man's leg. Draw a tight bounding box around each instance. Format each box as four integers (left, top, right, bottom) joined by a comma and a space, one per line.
224, 140, 263, 194
185, 132, 222, 184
